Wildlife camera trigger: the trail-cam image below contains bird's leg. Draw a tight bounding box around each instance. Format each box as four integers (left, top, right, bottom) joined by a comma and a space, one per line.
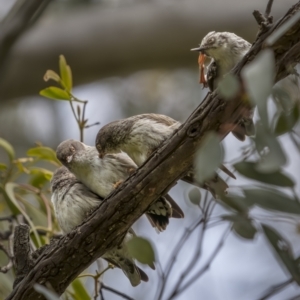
113, 180, 124, 189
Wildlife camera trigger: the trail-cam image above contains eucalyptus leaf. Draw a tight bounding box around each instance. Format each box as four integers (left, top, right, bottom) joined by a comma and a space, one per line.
59, 55, 73, 91
71, 279, 91, 300
254, 122, 286, 172
223, 214, 256, 240
34, 284, 60, 300
275, 104, 299, 136
127, 237, 155, 266
194, 132, 224, 183
40, 87, 70, 101
27, 146, 61, 166
218, 194, 250, 213
241, 50, 275, 128
188, 188, 201, 205
43, 70, 61, 83
5, 183, 42, 246
0, 163, 7, 170
218, 74, 240, 99
234, 161, 294, 187
262, 225, 300, 284
272, 87, 293, 112
243, 187, 300, 214
0, 138, 15, 161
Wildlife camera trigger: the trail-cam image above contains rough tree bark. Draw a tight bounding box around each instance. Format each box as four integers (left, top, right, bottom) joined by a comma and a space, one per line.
6, 1, 300, 299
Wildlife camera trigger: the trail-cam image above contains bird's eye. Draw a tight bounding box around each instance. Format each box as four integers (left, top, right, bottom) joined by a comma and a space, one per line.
208, 37, 215, 44
70, 146, 75, 152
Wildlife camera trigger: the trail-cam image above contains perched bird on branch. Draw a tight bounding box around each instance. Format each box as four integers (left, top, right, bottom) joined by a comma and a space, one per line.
191, 31, 255, 141
56, 139, 184, 232
50, 166, 150, 286
95, 113, 235, 197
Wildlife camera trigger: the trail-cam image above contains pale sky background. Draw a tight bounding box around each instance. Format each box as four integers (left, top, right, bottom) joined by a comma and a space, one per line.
0, 0, 300, 299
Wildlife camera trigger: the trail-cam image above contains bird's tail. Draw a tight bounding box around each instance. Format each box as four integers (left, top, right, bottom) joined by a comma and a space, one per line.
103, 229, 150, 286
146, 195, 184, 232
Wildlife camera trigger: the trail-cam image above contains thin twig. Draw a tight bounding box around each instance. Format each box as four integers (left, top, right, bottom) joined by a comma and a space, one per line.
101, 283, 134, 300
168, 226, 231, 299
258, 278, 293, 300
265, 0, 274, 18
0, 242, 13, 273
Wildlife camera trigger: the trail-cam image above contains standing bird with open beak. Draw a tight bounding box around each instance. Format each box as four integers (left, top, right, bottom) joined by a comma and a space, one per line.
56, 139, 184, 232
95, 113, 235, 197
191, 31, 255, 141
51, 166, 150, 286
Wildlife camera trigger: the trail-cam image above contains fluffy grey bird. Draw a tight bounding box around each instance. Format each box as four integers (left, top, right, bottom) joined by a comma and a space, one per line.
50, 166, 149, 286
191, 31, 255, 141
95, 113, 235, 197
56, 139, 184, 232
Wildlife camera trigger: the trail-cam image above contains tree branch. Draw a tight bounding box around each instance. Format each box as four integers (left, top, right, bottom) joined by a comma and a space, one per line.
6, 2, 300, 299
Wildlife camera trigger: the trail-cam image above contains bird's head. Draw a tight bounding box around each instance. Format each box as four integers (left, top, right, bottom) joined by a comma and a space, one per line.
56, 139, 85, 168
191, 31, 250, 62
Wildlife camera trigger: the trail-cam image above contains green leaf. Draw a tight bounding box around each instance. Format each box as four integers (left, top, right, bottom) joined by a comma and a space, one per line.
5, 183, 42, 246
218, 74, 240, 100
223, 214, 256, 240
188, 188, 201, 205
127, 237, 155, 266
272, 87, 293, 112
40, 87, 70, 101
194, 132, 224, 183
242, 50, 275, 128
275, 104, 299, 136
234, 161, 294, 187
59, 55, 73, 92
34, 284, 60, 300
262, 225, 300, 284
29, 168, 53, 188
254, 122, 286, 172
266, 10, 300, 46
0, 163, 7, 170
27, 146, 61, 166
243, 187, 300, 214
0, 138, 15, 161
43, 70, 61, 83
71, 279, 90, 300
218, 194, 250, 213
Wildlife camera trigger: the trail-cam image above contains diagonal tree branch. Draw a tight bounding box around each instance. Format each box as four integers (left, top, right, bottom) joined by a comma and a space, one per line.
6, 2, 300, 300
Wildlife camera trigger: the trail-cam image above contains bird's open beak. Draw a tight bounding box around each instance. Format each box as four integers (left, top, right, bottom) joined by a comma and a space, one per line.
190, 46, 205, 52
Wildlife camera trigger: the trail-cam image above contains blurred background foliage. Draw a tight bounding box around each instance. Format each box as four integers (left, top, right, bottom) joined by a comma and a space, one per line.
0, 0, 300, 299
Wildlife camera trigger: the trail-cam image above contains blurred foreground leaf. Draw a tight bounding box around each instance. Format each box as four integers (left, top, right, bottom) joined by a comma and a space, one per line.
195, 132, 224, 183
71, 278, 90, 300
275, 104, 299, 136
0, 138, 15, 161
27, 147, 60, 166
242, 50, 275, 128
34, 284, 60, 300
262, 225, 300, 284
188, 188, 201, 206
234, 161, 294, 187
127, 237, 155, 267
254, 122, 286, 172
223, 214, 256, 240
243, 188, 300, 214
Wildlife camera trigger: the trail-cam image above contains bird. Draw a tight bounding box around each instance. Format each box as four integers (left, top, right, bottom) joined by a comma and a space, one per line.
191, 31, 255, 141
95, 113, 236, 197
50, 166, 150, 286
56, 139, 184, 232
